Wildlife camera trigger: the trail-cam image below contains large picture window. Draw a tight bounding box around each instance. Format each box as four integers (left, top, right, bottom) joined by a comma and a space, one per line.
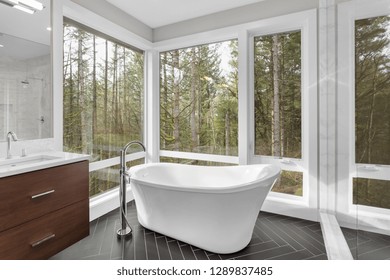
355, 15, 390, 166
338, 2, 390, 233
63, 19, 144, 197
159, 40, 238, 158
354, 15, 390, 209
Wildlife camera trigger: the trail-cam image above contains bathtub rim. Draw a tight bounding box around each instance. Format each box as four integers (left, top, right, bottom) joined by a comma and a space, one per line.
129, 162, 281, 194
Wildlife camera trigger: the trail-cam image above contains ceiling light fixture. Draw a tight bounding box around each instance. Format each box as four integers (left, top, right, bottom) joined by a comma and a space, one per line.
0, 0, 44, 14
13, 0, 43, 11
13, 4, 35, 13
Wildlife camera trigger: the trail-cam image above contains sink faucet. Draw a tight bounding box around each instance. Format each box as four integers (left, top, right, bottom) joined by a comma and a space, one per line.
6, 131, 18, 159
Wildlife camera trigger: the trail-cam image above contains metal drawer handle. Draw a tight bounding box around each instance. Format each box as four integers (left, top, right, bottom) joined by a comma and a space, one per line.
31, 233, 56, 248
31, 189, 55, 199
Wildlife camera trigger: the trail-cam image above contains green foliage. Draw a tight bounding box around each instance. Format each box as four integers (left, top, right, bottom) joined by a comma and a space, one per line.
353, 178, 390, 209
272, 170, 303, 197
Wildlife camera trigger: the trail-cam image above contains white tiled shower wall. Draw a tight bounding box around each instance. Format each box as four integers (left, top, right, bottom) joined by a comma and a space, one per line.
0, 54, 52, 142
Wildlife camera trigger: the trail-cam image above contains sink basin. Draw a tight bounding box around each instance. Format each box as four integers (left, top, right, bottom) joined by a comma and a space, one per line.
0, 151, 89, 178
0, 155, 61, 171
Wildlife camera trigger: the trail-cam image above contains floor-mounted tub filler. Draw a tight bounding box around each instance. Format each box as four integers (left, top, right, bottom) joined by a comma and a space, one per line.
129, 163, 281, 254
117, 141, 146, 237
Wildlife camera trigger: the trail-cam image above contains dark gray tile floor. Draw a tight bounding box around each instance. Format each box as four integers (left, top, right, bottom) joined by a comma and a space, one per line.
342, 227, 390, 260
51, 201, 328, 260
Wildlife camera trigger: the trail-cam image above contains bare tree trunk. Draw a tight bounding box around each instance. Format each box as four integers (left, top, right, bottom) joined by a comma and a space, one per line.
280, 38, 285, 157
225, 110, 230, 155
173, 50, 180, 151
272, 34, 281, 157
358, 62, 379, 164
104, 40, 108, 135
162, 53, 168, 149
123, 48, 127, 136
77, 35, 87, 154
190, 48, 198, 150
114, 45, 119, 134
68, 42, 74, 148
280, 102, 284, 157
367, 63, 378, 165
117, 47, 124, 135
110, 44, 118, 157
364, 63, 379, 198
92, 35, 97, 154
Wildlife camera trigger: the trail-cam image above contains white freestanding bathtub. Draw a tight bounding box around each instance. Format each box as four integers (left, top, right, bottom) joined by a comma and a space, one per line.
129, 163, 280, 254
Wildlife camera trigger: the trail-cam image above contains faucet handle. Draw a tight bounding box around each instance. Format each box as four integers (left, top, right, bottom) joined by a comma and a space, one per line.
21, 148, 27, 157
7, 131, 18, 141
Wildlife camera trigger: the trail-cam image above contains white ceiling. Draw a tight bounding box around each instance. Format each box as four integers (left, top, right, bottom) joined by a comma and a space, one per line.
106, 0, 265, 28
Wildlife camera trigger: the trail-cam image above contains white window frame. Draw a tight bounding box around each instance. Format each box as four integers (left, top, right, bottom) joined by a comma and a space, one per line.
154, 10, 318, 221
154, 27, 241, 165
337, 0, 390, 234
248, 11, 318, 221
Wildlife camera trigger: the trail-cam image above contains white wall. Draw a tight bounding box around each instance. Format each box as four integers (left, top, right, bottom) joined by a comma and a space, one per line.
153, 0, 319, 41
70, 0, 153, 42
0, 54, 51, 137
70, 0, 350, 43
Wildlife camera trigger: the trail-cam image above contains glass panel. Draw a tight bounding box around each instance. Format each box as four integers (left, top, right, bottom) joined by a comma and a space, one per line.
160, 40, 238, 156
89, 164, 120, 197
353, 178, 390, 209
160, 157, 236, 166
254, 31, 302, 158
355, 15, 390, 165
63, 23, 144, 163
354, 15, 390, 260
271, 170, 303, 196
89, 159, 144, 197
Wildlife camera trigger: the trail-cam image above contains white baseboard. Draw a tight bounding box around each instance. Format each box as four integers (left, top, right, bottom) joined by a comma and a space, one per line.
89, 186, 134, 221
261, 197, 319, 222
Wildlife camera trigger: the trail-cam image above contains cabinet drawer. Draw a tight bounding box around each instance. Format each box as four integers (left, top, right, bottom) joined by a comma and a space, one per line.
0, 161, 89, 232
0, 199, 89, 259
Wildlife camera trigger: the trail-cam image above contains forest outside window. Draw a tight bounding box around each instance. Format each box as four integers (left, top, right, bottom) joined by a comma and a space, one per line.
254, 30, 302, 159
159, 40, 238, 158
253, 30, 303, 197
63, 19, 144, 197
354, 15, 390, 210
355, 15, 390, 166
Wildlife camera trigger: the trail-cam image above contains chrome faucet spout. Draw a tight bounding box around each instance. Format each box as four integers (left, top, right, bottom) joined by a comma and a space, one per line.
117, 140, 146, 238
6, 131, 18, 159
120, 140, 146, 167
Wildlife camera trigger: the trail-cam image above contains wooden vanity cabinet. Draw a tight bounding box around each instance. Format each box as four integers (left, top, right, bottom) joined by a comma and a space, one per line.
0, 160, 89, 259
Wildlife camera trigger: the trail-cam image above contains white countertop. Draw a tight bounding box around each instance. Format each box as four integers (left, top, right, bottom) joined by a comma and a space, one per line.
0, 151, 90, 178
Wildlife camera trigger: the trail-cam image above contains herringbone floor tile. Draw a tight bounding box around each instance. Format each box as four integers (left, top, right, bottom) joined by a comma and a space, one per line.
51, 201, 328, 260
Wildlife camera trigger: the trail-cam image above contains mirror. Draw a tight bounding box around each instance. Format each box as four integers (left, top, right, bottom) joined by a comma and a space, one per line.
0, 0, 52, 141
